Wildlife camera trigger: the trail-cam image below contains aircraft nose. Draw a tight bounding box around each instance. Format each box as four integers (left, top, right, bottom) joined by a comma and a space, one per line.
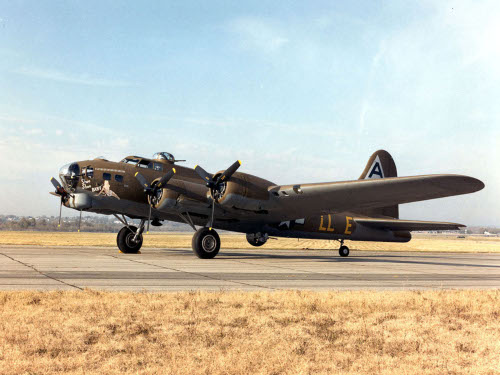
59, 162, 80, 189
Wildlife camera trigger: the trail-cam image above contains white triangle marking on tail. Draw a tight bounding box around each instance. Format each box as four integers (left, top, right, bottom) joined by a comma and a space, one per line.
365, 155, 384, 179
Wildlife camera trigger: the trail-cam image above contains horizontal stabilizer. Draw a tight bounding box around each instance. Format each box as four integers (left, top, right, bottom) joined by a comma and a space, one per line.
355, 218, 465, 232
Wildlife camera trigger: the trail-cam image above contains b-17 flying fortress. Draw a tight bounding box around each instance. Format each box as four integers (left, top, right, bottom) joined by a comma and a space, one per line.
51, 150, 484, 258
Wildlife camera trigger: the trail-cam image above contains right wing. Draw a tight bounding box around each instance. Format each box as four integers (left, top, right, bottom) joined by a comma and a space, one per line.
270, 174, 484, 220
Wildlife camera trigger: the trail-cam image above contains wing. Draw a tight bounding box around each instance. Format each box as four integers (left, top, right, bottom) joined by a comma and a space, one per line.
354, 218, 464, 231
270, 174, 484, 219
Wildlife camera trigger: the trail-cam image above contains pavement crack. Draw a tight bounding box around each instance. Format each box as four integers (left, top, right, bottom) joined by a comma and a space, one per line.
0, 252, 83, 290
107, 254, 280, 290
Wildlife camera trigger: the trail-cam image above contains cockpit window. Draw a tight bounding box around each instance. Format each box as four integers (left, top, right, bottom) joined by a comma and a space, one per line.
137, 159, 152, 169
120, 157, 154, 169
121, 158, 140, 165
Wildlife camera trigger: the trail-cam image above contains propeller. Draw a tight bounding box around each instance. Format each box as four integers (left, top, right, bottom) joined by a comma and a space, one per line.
194, 160, 241, 228
134, 168, 176, 233
195, 160, 241, 192
50, 177, 70, 228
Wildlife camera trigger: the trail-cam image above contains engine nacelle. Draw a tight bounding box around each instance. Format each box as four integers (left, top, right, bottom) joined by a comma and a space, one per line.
67, 193, 92, 209
152, 179, 209, 211
215, 172, 275, 211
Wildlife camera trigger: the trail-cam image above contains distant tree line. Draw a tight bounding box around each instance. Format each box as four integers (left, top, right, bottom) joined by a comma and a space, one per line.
0, 215, 191, 233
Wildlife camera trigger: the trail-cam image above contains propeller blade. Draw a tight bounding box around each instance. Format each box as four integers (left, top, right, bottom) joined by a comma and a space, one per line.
147, 204, 151, 234
194, 165, 213, 183
58, 199, 62, 228
215, 160, 241, 184
156, 168, 176, 189
134, 172, 150, 190
51, 177, 67, 196
78, 210, 82, 232
51, 177, 62, 190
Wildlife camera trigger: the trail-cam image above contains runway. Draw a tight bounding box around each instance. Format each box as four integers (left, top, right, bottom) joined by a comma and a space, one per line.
0, 246, 499, 291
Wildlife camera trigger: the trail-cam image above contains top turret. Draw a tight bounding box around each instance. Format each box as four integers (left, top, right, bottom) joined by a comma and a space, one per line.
152, 152, 185, 164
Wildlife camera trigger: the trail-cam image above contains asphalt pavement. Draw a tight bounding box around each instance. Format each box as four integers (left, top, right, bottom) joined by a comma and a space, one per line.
0, 246, 499, 291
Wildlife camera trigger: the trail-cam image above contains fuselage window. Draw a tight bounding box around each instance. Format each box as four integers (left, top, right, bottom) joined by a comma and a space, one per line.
103, 173, 111, 180
153, 163, 163, 172
86, 167, 94, 178
115, 175, 123, 183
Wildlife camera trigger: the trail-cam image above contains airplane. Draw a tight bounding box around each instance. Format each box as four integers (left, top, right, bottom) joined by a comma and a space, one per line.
50, 150, 484, 258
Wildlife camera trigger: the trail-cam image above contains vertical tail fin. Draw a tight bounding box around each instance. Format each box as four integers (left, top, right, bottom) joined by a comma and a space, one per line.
359, 149, 397, 180
356, 150, 399, 218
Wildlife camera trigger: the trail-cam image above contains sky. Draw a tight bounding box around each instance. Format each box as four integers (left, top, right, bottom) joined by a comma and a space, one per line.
0, 0, 498, 226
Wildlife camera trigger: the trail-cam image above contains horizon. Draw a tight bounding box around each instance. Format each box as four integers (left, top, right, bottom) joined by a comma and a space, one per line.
1, 1, 498, 226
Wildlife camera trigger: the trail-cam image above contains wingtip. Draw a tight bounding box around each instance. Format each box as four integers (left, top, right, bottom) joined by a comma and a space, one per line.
462, 176, 485, 193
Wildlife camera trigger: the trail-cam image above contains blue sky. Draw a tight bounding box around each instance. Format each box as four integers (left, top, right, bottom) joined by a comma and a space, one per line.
0, 0, 498, 225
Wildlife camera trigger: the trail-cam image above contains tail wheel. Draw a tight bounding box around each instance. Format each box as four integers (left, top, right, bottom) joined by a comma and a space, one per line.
192, 228, 220, 259
339, 245, 350, 257
117, 226, 143, 254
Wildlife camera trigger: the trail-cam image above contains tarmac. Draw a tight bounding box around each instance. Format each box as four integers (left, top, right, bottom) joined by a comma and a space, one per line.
0, 245, 499, 291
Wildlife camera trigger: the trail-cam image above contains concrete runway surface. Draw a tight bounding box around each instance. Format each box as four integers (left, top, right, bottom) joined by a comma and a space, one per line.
0, 246, 499, 291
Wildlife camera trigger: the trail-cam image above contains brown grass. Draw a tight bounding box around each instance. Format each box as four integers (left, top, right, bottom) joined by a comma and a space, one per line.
0, 290, 499, 374
0, 231, 499, 253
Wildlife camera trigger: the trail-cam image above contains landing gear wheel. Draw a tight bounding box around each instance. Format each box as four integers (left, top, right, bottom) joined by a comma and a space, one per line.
339, 245, 350, 257
117, 225, 143, 254
192, 227, 220, 259
246, 233, 267, 247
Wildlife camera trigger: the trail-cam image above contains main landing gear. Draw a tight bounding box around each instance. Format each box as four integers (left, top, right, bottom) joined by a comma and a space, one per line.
338, 239, 350, 257
115, 216, 145, 254
192, 227, 221, 259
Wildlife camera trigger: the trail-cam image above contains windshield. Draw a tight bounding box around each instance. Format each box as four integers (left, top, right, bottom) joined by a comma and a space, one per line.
120, 157, 153, 169
120, 158, 140, 165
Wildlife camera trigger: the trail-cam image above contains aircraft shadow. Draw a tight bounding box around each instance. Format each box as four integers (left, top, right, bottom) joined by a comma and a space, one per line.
215, 251, 500, 269
152, 248, 500, 269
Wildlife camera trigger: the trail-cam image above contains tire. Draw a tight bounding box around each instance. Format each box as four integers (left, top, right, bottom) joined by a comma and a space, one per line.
339, 245, 350, 257
192, 228, 220, 259
246, 233, 266, 247
117, 226, 143, 254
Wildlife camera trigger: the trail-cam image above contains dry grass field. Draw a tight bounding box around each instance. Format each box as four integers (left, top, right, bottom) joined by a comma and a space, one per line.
0, 230, 499, 253
0, 290, 498, 375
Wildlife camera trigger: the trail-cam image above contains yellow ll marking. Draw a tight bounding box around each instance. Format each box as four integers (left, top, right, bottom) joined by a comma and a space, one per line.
327, 214, 334, 232
319, 216, 327, 231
